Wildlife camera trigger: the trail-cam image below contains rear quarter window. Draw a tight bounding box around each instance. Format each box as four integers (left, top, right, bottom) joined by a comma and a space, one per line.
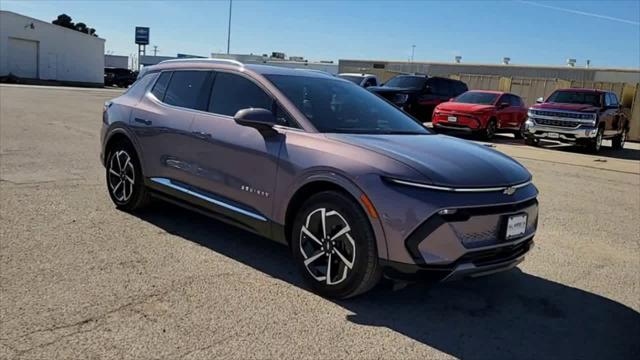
150, 72, 171, 101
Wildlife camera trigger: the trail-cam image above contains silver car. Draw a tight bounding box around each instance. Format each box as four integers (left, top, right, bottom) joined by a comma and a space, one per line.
101, 59, 538, 298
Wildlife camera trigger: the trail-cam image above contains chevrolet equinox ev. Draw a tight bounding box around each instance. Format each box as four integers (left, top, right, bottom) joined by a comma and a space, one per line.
101, 59, 538, 298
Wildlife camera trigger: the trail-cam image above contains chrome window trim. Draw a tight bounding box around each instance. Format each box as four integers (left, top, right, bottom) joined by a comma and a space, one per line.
150, 177, 268, 222
387, 178, 532, 193
146, 68, 303, 130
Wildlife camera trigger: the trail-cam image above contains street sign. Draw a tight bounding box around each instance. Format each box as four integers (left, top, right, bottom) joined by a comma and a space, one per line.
135, 27, 149, 45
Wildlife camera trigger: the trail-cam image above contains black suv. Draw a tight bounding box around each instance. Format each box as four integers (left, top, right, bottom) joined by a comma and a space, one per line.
368, 75, 468, 122
104, 67, 137, 88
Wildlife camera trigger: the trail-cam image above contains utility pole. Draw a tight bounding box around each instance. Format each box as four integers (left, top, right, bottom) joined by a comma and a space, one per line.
226, 0, 233, 54
411, 45, 416, 63
152, 45, 159, 56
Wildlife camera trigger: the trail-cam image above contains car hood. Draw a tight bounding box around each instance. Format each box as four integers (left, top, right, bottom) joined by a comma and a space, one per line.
367, 86, 418, 94
436, 102, 495, 113
327, 134, 531, 187
532, 102, 600, 112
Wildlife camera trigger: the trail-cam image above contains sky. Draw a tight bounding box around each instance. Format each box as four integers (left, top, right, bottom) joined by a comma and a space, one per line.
2, 0, 639, 69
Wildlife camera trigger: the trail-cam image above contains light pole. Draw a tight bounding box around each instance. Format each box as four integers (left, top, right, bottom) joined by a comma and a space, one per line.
226, 0, 233, 54
411, 44, 416, 63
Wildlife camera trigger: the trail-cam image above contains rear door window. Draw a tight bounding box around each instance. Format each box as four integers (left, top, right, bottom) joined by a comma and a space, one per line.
208, 72, 273, 116
163, 71, 213, 111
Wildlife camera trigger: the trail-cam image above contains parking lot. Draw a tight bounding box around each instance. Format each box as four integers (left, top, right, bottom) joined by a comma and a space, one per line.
1, 84, 639, 359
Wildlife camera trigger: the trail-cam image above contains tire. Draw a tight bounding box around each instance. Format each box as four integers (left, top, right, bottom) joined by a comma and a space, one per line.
587, 127, 604, 153
612, 129, 627, 150
105, 142, 150, 211
291, 191, 381, 299
484, 119, 497, 140
524, 137, 538, 146
513, 122, 525, 139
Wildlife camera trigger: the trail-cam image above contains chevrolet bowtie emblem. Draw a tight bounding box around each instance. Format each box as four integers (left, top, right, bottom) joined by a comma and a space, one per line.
503, 186, 516, 195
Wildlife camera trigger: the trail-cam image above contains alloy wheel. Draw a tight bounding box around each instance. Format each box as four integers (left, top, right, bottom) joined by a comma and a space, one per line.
299, 208, 356, 285
108, 150, 135, 203
595, 130, 603, 151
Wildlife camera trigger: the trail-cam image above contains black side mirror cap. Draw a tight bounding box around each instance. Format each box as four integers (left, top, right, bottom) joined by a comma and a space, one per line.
234, 108, 277, 132
498, 102, 510, 109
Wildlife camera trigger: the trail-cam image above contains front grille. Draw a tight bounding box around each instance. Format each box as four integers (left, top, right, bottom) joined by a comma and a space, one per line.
535, 118, 580, 128
530, 109, 594, 120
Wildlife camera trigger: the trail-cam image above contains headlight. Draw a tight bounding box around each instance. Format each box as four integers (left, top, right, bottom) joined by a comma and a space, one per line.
394, 93, 409, 104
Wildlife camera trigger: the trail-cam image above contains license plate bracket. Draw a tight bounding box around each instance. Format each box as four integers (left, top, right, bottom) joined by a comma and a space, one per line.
504, 213, 528, 240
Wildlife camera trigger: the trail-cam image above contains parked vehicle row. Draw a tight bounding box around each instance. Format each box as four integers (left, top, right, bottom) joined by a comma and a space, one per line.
363, 74, 630, 152
103, 60, 538, 298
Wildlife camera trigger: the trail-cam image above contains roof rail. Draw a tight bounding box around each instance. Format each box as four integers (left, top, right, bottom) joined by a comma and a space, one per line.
159, 58, 244, 66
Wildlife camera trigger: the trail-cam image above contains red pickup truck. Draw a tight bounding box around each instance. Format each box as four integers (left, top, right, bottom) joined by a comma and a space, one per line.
523, 88, 630, 152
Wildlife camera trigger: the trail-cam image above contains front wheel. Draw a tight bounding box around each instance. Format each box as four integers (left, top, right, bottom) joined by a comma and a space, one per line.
484, 119, 497, 140
587, 127, 604, 153
291, 191, 381, 299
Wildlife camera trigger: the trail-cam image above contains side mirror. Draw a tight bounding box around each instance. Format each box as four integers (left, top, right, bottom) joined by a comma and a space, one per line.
498, 102, 510, 109
234, 108, 277, 132
536, 97, 544, 103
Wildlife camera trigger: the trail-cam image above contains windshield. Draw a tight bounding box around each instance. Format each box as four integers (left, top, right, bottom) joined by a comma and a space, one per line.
266, 74, 430, 135
547, 91, 601, 107
384, 76, 426, 89
454, 92, 498, 105
338, 75, 364, 84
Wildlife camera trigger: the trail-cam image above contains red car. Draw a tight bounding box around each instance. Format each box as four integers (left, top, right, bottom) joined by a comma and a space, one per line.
432, 90, 528, 139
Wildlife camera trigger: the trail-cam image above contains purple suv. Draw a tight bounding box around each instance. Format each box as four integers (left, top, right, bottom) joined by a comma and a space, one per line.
101, 59, 538, 298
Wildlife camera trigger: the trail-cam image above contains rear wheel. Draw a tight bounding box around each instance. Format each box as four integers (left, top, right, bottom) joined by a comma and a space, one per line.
291, 191, 381, 299
106, 142, 150, 211
513, 122, 525, 139
612, 129, 627, 150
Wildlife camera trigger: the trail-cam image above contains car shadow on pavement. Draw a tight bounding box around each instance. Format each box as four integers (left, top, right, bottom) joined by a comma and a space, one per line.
134, 202, 640, 360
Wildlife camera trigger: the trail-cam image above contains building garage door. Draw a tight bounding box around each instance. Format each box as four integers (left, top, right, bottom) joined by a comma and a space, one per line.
8, 37, 39, 79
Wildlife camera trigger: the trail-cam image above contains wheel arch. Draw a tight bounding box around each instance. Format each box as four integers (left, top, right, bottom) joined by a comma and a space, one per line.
282, 176, 388, 260
102, 127, 143, 168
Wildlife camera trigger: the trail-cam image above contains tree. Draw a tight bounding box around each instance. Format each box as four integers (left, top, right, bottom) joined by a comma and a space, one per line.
51, 14, 98, 37
52, 14, 75, 30
74, 22, 87, 33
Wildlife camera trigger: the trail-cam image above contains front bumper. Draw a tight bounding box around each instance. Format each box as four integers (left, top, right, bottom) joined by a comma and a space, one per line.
524, 119, 598, 142
381, 237, 534, 281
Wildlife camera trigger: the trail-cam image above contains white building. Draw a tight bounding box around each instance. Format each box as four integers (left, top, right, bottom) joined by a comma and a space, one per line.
0, 11, 105, 86
105, 54, 129, 69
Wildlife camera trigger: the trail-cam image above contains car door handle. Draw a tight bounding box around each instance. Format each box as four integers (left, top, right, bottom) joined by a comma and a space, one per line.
192, 131, 212, 139
134, 118, 152, 126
